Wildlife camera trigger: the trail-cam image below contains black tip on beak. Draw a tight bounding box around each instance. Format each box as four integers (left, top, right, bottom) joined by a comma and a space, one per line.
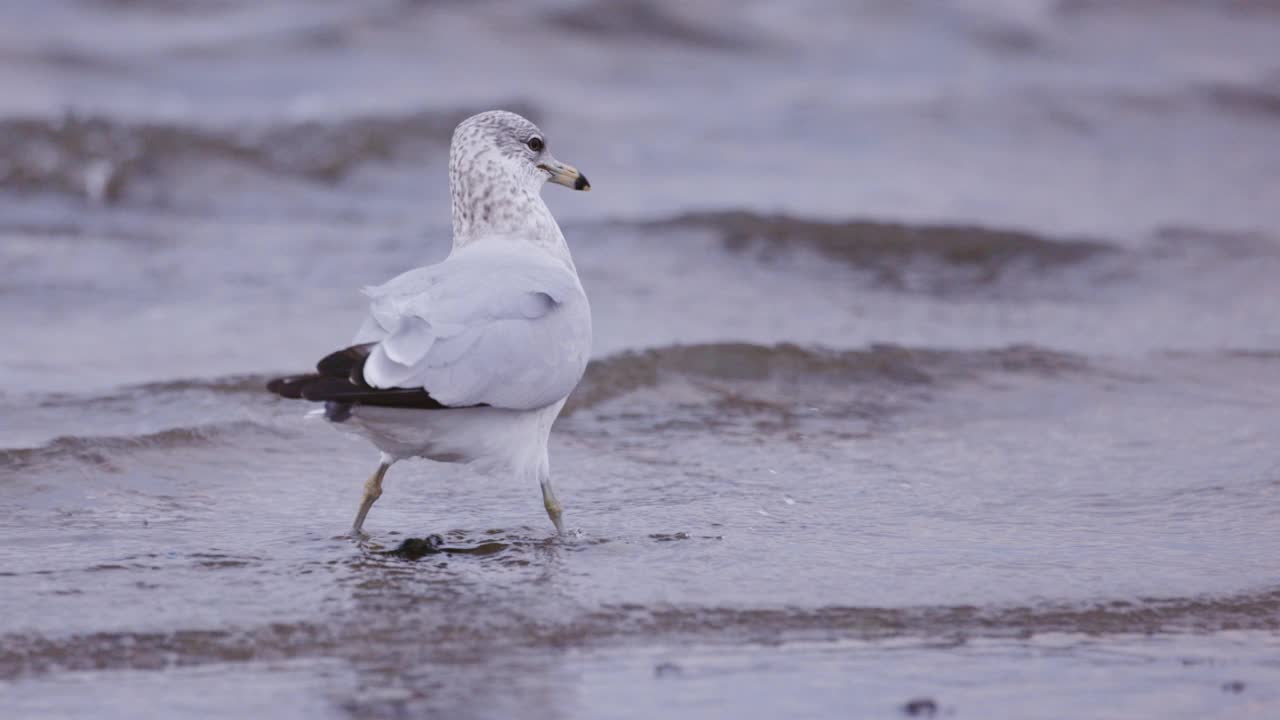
574, 173, 590, 191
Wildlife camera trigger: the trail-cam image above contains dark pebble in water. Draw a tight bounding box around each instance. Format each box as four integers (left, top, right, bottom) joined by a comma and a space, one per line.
445, 541, 509, 556
383, 535, 510, 559
387, 535, 445, 559
902, 698, 939, 717
653, 661, 683, 678
1222, 681, 1246, 694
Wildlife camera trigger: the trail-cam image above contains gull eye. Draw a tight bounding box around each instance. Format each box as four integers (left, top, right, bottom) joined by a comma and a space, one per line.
526, 137, 544, 152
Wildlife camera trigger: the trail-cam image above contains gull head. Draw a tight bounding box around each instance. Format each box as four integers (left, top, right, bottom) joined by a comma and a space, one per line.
450, 110, 590, 195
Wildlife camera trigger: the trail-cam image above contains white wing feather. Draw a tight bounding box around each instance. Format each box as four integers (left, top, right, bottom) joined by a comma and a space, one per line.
354, 240, 591, 411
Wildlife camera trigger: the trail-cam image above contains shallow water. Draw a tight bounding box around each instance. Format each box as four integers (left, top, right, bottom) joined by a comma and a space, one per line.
3, 1, 1280, 718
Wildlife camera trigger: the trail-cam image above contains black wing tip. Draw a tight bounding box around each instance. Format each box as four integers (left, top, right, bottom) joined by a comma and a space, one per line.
266, 374, 318, 399
267, 348, 455, 412
268, 342, 375, 400
269, 376, 354, 422
298, 376, 360, 402
318, 343, 375, 386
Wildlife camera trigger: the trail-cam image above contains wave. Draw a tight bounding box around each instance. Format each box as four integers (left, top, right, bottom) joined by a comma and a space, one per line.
0, 104, 535, 203
10, 342, 1275, 470
4, 586, 1278, 677
1059, 0, 1280, 17
28, 343, 1089, 418
547, 0, 751, 50
0, 421, 281, 473
34, 375, 269, 410
565, 342, 1089, 414
638, 211, 1114, 290
1200, 82, 1280, 120
3, 344, 1089, 464
606, 587, 1280, 639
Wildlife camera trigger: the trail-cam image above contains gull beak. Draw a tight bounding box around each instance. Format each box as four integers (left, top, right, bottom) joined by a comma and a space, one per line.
538, 158, 591, 191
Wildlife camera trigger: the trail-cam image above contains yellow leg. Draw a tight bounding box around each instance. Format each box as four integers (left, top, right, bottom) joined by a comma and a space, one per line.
351, 461, 390, 536
540, 477, 564, 534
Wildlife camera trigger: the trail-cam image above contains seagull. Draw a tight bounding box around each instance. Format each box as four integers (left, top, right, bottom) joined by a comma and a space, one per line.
267, 110, 592, 536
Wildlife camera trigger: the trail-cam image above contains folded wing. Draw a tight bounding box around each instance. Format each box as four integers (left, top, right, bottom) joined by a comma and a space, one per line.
354, 241, 592, 411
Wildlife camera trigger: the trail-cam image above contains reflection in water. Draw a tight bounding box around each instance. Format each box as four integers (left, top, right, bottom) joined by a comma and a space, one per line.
336, 530, 578, 719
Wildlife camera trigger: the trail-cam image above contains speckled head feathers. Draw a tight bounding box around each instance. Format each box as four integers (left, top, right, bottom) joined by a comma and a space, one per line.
447, 110, 589, 248
452, 110, 544, 164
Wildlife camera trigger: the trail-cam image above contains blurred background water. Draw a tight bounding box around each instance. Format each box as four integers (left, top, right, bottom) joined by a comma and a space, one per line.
1, 1, 1279, 718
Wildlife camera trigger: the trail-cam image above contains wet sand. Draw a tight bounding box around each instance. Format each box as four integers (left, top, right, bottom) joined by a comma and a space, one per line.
2, 1, 1280, 718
